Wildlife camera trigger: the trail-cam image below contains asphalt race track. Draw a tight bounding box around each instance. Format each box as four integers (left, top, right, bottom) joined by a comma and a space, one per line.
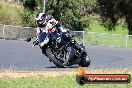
0, 39, 132, 71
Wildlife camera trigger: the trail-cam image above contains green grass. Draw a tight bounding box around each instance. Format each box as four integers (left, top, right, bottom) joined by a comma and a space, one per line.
85, 19, 128, 35
84, 33, 127, 47
0, 2, 23, 26
83, 32, 132, 47
0, 75, 131, 88
72, 31, 130, 47
80, 19, 132, 47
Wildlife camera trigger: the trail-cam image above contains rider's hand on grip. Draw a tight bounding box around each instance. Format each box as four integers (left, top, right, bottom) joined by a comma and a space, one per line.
33, 38, 39, 45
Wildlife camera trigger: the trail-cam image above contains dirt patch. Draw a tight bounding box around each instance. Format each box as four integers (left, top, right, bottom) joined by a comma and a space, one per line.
0, 69, 131, 78
0, 71, 76, 78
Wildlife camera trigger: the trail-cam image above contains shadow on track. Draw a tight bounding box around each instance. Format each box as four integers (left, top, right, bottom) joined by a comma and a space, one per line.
46, 65, 79, 68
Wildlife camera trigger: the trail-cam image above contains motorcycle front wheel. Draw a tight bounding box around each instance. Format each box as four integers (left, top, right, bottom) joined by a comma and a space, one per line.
46, 48, 65, 68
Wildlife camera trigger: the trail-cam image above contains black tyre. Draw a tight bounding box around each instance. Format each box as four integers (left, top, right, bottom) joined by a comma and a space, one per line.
46, 48, 64, 68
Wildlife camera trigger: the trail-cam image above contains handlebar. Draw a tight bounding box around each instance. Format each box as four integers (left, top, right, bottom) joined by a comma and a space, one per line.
32, 38, 39, 47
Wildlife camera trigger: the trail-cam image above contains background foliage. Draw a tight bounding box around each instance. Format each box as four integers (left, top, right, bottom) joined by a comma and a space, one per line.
0, 3, 22, 26
0, 0, 132, 34
20, 0, 95, 30
96, 0, 132, 34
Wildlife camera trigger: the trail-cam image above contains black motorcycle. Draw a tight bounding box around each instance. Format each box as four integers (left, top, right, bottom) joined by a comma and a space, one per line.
31, 31, 91, 68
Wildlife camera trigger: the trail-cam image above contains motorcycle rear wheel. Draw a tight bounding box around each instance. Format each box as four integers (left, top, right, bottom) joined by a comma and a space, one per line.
79, 55, 91, 67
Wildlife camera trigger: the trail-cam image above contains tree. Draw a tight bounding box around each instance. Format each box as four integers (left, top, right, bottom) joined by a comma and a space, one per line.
96, 0, 132, 35
20, 0, 91, 30
19, 0, 37, 27
45, 0, 89, 31
23, 0, 37, 11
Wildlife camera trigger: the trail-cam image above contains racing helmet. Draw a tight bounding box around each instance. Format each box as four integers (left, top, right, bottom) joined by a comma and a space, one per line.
35, 13, 47, 26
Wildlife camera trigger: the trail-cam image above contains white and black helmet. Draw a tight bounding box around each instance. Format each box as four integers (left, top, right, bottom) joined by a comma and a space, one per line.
35, 13, 46, 21
35, 13, 47, 26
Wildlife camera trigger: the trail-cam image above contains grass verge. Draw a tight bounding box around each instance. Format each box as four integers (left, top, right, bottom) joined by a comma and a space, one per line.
0, 69, 131, 88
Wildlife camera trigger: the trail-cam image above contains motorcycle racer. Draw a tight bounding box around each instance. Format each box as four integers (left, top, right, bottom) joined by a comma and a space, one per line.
35, 13, 68, 48
31, 13, 91, 68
